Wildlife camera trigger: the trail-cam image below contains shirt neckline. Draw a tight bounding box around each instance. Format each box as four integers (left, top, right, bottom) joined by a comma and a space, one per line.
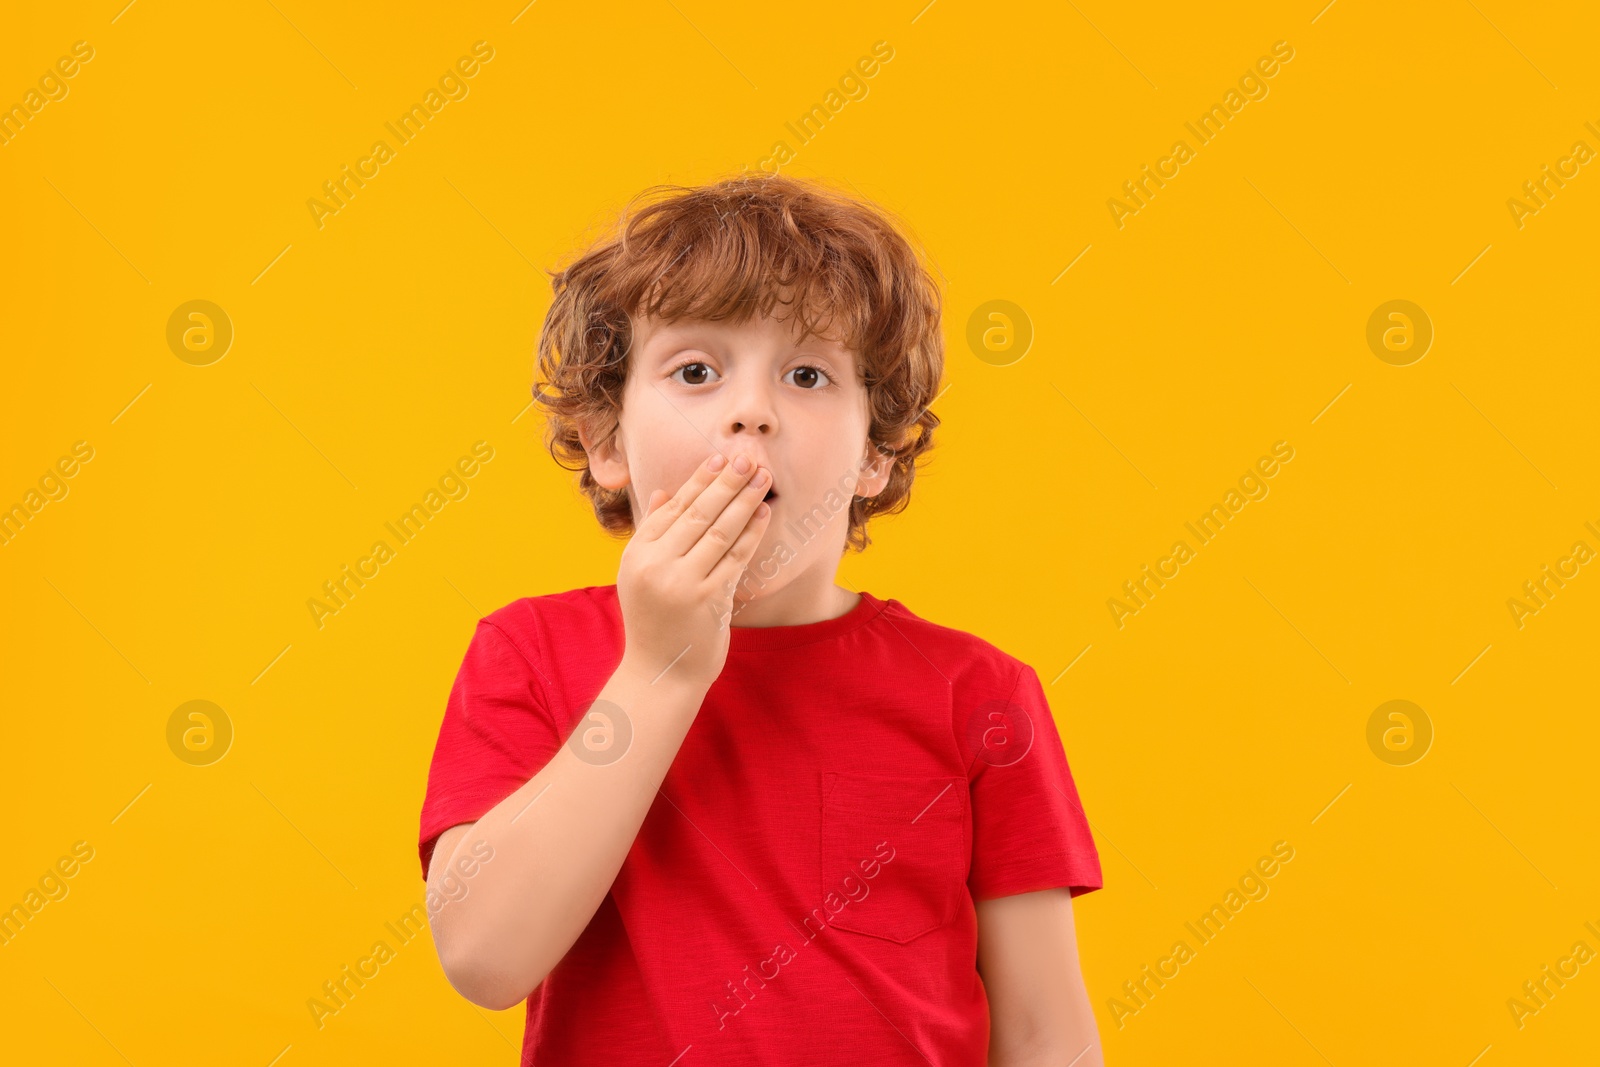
591, 585, 889, 651
728, 590, 888, 651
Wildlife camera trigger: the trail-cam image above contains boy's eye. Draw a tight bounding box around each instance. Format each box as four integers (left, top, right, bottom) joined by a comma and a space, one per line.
785, 365, 832, 389
667, 362, 833, 389
668, 361, 717, 386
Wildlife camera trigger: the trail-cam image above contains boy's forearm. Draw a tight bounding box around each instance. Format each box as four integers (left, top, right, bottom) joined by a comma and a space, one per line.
989, 988, 1104, 1067
431, 653, 710, 1008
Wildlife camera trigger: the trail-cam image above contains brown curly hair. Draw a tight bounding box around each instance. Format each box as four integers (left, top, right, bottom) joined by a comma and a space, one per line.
531, 171, 944, 554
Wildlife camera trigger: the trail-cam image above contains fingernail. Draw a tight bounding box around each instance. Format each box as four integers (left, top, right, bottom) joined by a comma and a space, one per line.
734, 455, 752, 474
708, 453, 727, 471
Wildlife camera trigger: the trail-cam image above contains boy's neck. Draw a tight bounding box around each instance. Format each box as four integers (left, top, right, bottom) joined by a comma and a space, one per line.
727, 572, 860, 629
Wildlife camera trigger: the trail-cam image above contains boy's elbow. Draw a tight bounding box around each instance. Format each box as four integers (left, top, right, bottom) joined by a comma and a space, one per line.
458, 978, 529, 1013
437, 939, 547, 1011
442, 965, 521, 1012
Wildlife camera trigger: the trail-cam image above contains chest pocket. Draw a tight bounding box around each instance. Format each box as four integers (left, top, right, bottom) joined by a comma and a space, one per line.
818, 772, 968, 943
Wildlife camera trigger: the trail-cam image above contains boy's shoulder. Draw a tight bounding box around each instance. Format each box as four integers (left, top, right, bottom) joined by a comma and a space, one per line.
877, 595, 1037, 694
481, 583, 617, 626
476, 584, 620, 664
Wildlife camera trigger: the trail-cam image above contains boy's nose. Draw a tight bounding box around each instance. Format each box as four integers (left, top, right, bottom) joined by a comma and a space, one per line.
725, 383, 776, 436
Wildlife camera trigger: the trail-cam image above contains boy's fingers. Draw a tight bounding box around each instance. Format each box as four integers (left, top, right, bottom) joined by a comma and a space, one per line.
686, 471, 771, 578
657, 456, 760, 557
634, 457, 723, 543
706, 501, 771, 584
636, 489, 668, 531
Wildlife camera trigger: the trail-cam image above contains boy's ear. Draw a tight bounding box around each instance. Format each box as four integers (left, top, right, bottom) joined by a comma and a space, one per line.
854, 441, 896, 499
578, 419, 631, 491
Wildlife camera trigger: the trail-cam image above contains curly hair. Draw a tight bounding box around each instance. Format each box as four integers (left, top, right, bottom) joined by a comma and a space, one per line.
531, 171, 944, 554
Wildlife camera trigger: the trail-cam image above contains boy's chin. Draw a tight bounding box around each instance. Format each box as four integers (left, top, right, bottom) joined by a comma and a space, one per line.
730, 571, 784, 613
731, 580, 767, 609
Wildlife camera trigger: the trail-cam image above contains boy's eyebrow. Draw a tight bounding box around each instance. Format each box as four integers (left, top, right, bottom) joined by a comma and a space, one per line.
637, 325, 715, 365
635, 318, 858, 371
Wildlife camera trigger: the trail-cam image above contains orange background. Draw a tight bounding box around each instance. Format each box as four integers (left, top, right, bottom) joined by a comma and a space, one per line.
3, 1, 1597, 1063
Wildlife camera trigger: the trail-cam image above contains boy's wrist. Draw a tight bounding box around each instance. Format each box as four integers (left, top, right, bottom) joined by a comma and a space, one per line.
616, 649, 715, 703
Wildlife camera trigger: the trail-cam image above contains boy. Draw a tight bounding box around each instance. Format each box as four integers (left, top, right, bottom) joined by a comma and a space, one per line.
417, 173, 1104, 1065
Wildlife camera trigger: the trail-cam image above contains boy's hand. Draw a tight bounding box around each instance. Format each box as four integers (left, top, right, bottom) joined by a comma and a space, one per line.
616, 451, 773, 687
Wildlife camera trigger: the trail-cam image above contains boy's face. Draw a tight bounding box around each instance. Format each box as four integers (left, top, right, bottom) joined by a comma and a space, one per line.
581, 309, 894, 598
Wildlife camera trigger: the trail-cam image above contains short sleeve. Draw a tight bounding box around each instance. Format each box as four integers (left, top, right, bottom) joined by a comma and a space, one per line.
417, 619, 561, 881
965, 663, 1103, 901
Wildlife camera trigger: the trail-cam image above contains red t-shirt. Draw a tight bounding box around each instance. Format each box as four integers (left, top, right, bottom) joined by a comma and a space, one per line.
417, 584, 1101, 1065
